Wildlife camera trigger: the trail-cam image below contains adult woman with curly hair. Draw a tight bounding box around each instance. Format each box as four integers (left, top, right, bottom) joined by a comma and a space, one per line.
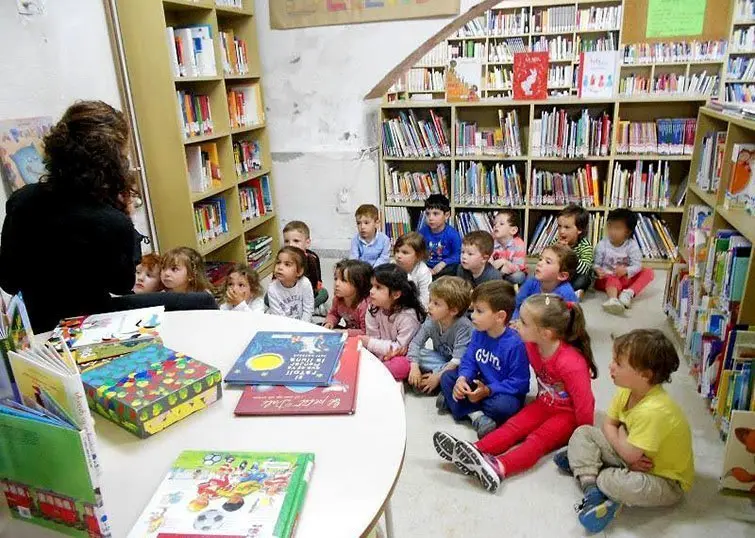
0, 100, 142, 331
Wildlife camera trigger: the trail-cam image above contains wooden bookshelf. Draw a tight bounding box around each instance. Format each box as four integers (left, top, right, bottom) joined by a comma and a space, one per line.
725, 0, 755, 102
113, 0, 278, 277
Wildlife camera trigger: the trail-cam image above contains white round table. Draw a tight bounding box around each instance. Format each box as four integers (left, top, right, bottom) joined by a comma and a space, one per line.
3, 311, 406, 538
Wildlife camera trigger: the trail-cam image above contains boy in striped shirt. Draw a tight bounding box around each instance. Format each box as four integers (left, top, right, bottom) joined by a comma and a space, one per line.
490, 210, 527, 285
555, 204, 593, 298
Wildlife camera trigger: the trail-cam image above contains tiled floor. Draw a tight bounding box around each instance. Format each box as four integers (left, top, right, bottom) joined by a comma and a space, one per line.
317, 259, 755, 537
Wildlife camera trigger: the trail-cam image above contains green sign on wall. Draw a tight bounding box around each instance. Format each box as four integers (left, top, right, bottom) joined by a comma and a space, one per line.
646, 0, 707, 38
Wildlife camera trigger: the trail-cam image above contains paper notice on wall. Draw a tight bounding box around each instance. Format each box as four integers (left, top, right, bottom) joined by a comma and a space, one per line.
271, 0, 460, 30
646, 0, 706, 38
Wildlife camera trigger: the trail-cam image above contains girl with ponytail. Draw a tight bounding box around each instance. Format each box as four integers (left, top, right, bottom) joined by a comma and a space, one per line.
432, 293, 596, 493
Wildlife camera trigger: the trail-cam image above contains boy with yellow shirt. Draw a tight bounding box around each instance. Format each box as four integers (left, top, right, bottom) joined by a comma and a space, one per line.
553, 329, 694, 533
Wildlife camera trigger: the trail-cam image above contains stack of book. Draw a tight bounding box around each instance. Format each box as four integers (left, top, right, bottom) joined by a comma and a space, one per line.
530, 165, 601, 207
615, 118, 696, 155
456, 122, 498, 156
456, 15, 487, 38
219, 30, 249, 76
239, 175, 272, 222
531, 108, 612, 158
725, 83, 755, 103
450, 41, 486, 60
384, 162, 450, 203
486, 66, 513, 90
246, 235, 273, 270
532, 5, 576, 32
455, 162, 524, 206
176, 91, 213, 139
381, 110, 451, 158
548, 65, 573, 88
623, 72, 719, 96
487, 7, 528, 36
186, 143, 222, 193
576, 35, 617, 53
166, 25, 217, 78
712, 330, 755, 446
609, 160, 671, 210
619, 73, 650, 95
727, 57, 755, 80
576, 4, 621, 30
696, 131, 727, 192
455, 211, 495, 236
532, 36, 574, 61
621, 40, 727, 64
408, 68, 445, 91
194, 197, 229, 243
384, 206, 414, 243
732, 26, 755, 53
228, 84, 264, 128
634, 213, 677, 259
233, 139, 262, 176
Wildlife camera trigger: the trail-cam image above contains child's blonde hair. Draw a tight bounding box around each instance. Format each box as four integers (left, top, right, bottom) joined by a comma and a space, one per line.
355, 204, 380, 221
282, 220, 311, 239
394, 232, 428, 260
161, 247, 212, 292
429, 276, 471, 317
222, 263, 263, 300
522, 294, 597, 379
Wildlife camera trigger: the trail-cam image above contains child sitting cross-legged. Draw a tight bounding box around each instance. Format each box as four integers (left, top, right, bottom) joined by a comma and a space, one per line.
555, 329, 693, 534
456, 231, 502, 287
437, 281, 529, 439
512, 243, 579, 319
555, 204, 594, 297
393, 232, 432, 308
267, 246, 314, 322
407, 276, 473, 395
434, 294, 597, 493
322, 259, 372, 335
219, 263, 264, 312
490, 210, 527, 285
350, 204, 391, 268
283, 220, 328, 313
418, 194, 461, 278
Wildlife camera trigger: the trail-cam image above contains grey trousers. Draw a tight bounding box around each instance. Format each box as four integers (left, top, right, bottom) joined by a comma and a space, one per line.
567, 425, 684, 507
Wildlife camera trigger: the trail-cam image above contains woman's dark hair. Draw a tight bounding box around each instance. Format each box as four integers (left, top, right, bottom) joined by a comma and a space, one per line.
369, 263, 427, 323
335, 259, 373, 307
42, 100, 133, 212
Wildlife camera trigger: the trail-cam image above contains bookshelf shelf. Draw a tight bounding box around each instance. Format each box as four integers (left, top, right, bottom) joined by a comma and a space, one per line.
198, 230, 240, 257
454, 155, 527, 161
612, 154, 692, 161
242, 212, 275, 233
164, 0, 214, 11
174, 75, 223, 83
688, 183, 717, 208
230, 123, 265, 134
183, 131, 229, 145
190, 183, 233, 203
237, 168, 269, 184
716, 205, 755, 243
224, 73, 260, 80
383, 157, 452, 161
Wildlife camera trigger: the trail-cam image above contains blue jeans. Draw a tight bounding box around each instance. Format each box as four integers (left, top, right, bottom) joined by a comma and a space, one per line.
439, 369, 523, 422
417, 348, 450, 373
503, 270, 527, 285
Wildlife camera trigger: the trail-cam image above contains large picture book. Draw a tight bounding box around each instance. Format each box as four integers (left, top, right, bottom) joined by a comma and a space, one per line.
234, 336, 361, 416
0, 293, 34, 401
1, 342, 109, 537
80, 344, 222, 438
225, 331, 347, 386
50, 306, 163, 365
0, 116, 53, 195
128, 450, 314, 538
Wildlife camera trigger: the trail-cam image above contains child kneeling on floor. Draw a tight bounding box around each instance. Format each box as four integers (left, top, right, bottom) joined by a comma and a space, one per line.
437, 281, 530, 439
554, 329, 693, 534
434, 294, 596, 493
407, 276, 473, 395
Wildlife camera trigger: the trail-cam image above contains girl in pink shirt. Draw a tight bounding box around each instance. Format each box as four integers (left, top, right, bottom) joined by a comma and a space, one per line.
323, 259, 373, 336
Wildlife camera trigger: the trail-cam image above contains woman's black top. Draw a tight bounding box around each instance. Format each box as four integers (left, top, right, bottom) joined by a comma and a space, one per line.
0, 183, 139, 332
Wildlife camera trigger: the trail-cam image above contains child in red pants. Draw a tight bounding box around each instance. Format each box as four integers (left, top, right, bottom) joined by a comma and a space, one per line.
593, 208, 654, 315
433, 294, 596, 492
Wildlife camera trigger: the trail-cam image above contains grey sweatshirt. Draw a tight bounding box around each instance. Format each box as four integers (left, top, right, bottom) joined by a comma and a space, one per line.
266, 277, 314, 322
456, 262, 502, 287
408, 315, 474, 366
593, 237, 643, 278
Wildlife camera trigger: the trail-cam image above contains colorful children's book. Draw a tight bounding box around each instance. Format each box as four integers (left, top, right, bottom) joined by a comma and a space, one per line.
234, 336, 361, 416
513, 52, 548, 100
50, 306, 164, 364
446, 57, 483, 102
727, 144, 755, 212
0, 116, 53, 194
80, 344, 222, 438
720, 410, 755, 492
225, 331, 347, 386
0, 293, 34, 401
128, 450, 314, 538
578, 51, 617, 99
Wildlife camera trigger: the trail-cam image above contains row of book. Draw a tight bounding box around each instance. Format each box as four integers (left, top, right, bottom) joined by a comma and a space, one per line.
407, 68, 445, 92
575, 5, 621, 31
233, 139, 262, 177
527, 213, 605, 256
614, 118, 696, 155
618, 72, 720, 97
548, 65, 573, 88
228, 84, 264, 128
381, 110, 451, 158
384, 162, 450, 203
489, 39, 527, 63
532, 35, 575, 61
621, 40, 728, 65
454, 162, 524, 207
732, 26, 755, 53
450, 41, 486, 60
486, 7, 528, 36
166, 25, 216, 78
530, 165, 601, 207
384, 206, 414, 243
416, 43, 448, 67
186, 143, 221, 193
455, 109, 522, 157
486, 66, 513, 90
246, 235, 273, 270
239, 175, 273, 222
531, 108, 612, 158
455, 15, 487, 38
576, 35, 617, 53
219, 30, 249, 76
634, 213, 677, 259
194, 197, 229, 244
735, 0, 755, 19
176, 91, 213, 139
609, 161, 672, 210
455, 211, 495, 237
531, 5, 576, 33
725, 83, 755, 103
696, 131, 727, 193
727, 56, 755, 80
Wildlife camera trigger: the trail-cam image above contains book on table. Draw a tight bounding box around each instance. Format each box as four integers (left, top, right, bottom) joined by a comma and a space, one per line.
0, 293, 34, 401
234, 336, 361, 416
225, 331, 347, 386
128, 450, 314, 538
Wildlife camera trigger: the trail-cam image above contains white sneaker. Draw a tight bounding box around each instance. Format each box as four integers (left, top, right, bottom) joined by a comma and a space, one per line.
618, 290, 634, 309
602, 298, 625, 315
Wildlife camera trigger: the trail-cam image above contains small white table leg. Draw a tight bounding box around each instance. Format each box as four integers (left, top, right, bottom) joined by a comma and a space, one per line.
382, 497, 395, 538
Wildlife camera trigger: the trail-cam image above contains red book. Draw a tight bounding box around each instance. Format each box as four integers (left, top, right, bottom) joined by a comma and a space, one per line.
234, 337, 361, 416
513, 52, 548, 100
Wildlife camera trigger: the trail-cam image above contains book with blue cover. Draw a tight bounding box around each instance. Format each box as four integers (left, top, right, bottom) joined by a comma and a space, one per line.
225, 332, 347, 386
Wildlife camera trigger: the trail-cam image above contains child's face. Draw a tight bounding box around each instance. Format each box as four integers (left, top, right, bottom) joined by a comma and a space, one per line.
517, 304, 542, 343
557, 215, 580, 246
227, 272, 252, 302
369, 277, 399, 310
356, 215, 379, 241
470, 299, 505, 332
161, 260, 190, 292
609, 352, 650, 390
535, 248, 566, 284
461, 243, 487, 273
427, 295, 456, 322
606, 219, 631, 246
394, 244, 419, 273
134, 264, 161, 294
425, 208, 448, 231
274, 252, 301, 285
333, 269, 357, 300
283, 230, 311, 251
493, 214, 517, 242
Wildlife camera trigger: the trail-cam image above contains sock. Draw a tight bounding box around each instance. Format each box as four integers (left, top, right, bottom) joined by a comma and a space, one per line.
468, 410, 484, 421
579, 476, 597, 491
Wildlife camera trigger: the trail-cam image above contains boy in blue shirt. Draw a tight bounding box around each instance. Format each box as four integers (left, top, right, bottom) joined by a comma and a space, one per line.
418, 194, 461, 279
438, 280, 530, 439
349, 204, 391, 267
512, 244, 579, 320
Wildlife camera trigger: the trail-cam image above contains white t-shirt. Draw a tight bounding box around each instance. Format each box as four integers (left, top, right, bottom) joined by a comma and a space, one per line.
409, 262, 432, 307
220, 296, 265, 313
266, 277, 314, 322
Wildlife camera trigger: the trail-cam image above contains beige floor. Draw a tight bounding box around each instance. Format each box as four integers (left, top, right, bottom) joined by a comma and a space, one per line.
315, 259, 755, 537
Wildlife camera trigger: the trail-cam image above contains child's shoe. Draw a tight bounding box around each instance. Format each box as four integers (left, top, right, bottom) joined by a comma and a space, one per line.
435, 393, 449, 414
454, 439, 502, 493
575, 289, 584, 300
577, 486, 620, 533
472, 414, 497, 439
552, 449, 572, 475
602, 298, 625, 315
432, 431, 463, 467
618, 289, 634, 309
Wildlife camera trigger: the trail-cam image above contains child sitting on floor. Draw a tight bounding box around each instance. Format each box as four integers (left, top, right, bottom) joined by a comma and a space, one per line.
394, 232, 432, 308
434, 294, 596, 493
456, 231, 502, 287
490, 210, 527, 285
350, 204, 391, 268
267, 246, 314, 322
512, 244, 579, 319
555, 204, 594, 297
323, 259, 372, 335
407, 276, 473, 395
361, 263, 425, 381
283, 220, 328, 313
594, 208, 654, 316
437, 281, 529, 439
220, 263, 264, 312
160, 247, 213, 294
557, 329, 693, 533
134, 253, 163, 293
418, 194, 461, 278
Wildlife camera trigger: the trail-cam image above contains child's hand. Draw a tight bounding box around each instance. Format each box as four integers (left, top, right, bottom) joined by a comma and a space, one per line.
359, 335, 370, 348
467, 381, 490, 403
432, 262, 446, 275
614, 265, 628, 277
323, 321, 335, 330
490, 258, 505, 271
384, 346, 407, 360
408, 363, 422, 388
452, 376, 472, 401
629, 455, 654, 473
420, 372, 441, 393
226, 288, 242, 307
595, 267, 607, 279
500, 260, 514, 274
509, 319, 522, 331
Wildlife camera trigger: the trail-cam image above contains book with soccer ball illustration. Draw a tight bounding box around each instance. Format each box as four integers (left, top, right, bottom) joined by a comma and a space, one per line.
225, 331, 347, 386
128, 450, 314, 538
234, 336, 361, 416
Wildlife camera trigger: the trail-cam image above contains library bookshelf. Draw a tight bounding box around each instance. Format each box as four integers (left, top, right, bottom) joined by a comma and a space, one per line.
113, 0, 278, 276
725, 1, 755, 102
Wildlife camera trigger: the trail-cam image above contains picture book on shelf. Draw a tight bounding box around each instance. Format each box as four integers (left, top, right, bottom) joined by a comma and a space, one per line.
727, 144, 755, 212
446, 57, 482, 102
720, 410, 755, 492
235, 336, 361, 416
50, 306, 164, 365
128, 450, 314, 538
578, 51, 617, 98
0, 116, 53, 195
513, 52, 548, 100
226, 331, 347, 386
80, 344, 222, 438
